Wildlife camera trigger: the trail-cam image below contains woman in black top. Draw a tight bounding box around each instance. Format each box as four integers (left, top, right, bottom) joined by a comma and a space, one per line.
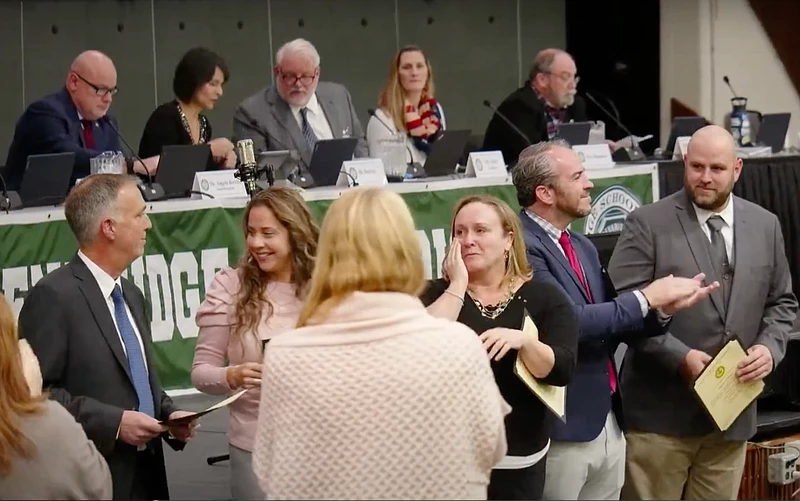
421, 194, 578, 500
138, 47, 235, 171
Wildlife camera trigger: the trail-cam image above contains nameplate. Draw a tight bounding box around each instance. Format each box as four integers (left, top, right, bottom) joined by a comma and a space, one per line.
572, 144, 614, 169
192, 170, 248, 200
465, 151, 506, 178
337, 158, 387, 187
673, 136, 691, 159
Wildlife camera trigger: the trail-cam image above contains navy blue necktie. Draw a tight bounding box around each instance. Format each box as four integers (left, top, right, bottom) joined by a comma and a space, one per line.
300, 107, 318, 149
111, 284, 154, 417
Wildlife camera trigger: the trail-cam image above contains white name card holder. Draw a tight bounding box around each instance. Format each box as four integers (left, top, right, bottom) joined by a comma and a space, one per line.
465, 151, 507, 178
673, 136, 691, 159
192, 170, 248, 200
572, 144, 614, 169
337, 158, 388, 187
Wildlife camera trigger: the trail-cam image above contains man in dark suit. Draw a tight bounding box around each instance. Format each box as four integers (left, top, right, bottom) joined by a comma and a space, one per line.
232, 38, 368, 173
512, 140, 717, 500
609, 126, 797, 499
4, 50, 158, 190
483, 49, 588, 167
19, 174, 196, 500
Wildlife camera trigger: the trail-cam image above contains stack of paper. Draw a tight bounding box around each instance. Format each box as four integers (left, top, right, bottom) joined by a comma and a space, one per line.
514, 313, 566, 422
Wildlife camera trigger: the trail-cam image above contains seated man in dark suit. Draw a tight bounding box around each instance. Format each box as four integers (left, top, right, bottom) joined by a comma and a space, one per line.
512, 140, 717, 500
4, 50, 158, 190
483, 48, 587, 167
232, 38, 368, 170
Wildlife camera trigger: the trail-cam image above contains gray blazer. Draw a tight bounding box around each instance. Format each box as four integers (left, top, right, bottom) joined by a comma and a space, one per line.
232, 81, 368, 168
608, 189, 797, 441
0, 400, 112, 499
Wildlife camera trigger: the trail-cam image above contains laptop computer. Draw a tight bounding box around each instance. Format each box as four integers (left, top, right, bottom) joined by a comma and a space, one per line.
153, 144, 212, 198
556, 121, 592, 146
307, 138, 359, 187
757, 113, 791, 153
665, 117, 706, 154
422, 129, 472, 177
16, 152, 76, 209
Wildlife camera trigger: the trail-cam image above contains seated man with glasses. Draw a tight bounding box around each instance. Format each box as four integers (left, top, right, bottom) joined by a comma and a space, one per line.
483, 48, 588, 167
4, 50, 159, 190
232, 38, 368, 171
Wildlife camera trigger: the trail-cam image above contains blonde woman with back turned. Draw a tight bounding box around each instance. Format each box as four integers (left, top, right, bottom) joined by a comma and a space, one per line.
251, 187, 510, 500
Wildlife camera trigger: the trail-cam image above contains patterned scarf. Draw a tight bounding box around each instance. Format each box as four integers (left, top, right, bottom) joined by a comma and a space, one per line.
404, 97, 443, 153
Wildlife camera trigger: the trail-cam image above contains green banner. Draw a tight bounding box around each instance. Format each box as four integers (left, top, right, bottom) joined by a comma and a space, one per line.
0, 170, 655, 390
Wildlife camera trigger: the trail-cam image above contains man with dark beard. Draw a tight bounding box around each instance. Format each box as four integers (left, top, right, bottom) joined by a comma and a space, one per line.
608, 125, 797, 500
513, 140, 715, 500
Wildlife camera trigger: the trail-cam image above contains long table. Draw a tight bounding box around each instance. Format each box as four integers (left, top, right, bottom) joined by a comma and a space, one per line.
0, 164, 659, 390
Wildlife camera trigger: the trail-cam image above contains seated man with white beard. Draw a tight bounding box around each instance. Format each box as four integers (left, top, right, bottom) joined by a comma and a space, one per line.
482, 48, 587, 167
232, 38, 368, 170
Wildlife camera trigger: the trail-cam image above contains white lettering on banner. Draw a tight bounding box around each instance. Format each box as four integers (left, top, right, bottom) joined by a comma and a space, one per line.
0, 247, 231, 342
584, 186, 642, 233
416, 228, 449, 280
431, 228, 448, 279
145, 254, 174, 343
171, 252, 201, 340
417, 231, 433, 280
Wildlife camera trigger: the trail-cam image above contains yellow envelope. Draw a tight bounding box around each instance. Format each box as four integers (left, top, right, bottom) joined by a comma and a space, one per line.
514, 313, 567, 421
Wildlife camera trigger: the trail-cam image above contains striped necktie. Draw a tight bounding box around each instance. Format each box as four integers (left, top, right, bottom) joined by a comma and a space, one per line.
111, 284, 154, 417
300, 107, 318, 149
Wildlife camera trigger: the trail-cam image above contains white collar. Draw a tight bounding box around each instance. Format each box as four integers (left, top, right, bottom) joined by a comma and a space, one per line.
77, 250, 121, 299
291, 93, 321, 116
693, 195, 735, 229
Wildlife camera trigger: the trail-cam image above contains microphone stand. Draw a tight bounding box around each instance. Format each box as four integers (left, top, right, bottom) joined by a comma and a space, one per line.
234, 139, 273, 199
584, 92, 646, 162
367, 108, 424, 182
103, 117, 166, 201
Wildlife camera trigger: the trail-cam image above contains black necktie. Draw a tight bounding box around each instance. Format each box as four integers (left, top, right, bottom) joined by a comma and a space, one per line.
706, 215, 731, 309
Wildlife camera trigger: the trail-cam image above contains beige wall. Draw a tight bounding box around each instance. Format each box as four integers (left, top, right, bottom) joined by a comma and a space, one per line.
660, 0, 800, 148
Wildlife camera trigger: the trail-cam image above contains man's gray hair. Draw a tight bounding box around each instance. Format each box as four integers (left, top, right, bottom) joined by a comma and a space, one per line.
64, 174, 139, 247
512, 139, 570, 207
275, 38, 320, 68
527, 48, 569, 82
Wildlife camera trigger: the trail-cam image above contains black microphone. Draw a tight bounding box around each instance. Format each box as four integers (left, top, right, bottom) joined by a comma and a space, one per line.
103, 116, 165, 201
482, 99, 532, 147
367, 108, 423, 182
723, 75, 739, 98
583, 91, 646, 162
0, 169, 22, 213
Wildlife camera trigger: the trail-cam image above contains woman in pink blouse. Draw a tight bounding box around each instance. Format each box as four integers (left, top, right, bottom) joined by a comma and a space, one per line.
192, 187, 319, 500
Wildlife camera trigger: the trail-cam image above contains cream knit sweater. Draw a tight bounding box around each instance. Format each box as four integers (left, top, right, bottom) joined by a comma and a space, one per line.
252, 291, 510, 500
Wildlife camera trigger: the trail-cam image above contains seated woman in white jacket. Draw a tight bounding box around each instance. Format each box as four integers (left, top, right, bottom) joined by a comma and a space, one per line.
367, 45, 446, 167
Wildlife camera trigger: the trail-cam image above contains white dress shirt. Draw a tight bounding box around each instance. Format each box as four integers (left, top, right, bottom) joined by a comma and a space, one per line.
693, 196, 735, 263
291, 93, 334, 141
77, 250, 148, 374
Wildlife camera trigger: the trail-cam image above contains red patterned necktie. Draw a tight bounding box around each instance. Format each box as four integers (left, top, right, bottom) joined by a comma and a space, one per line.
81, 120, 95, 149
559, 231, 617, 393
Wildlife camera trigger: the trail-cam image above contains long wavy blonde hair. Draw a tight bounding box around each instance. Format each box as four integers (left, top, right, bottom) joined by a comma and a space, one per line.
448, 194, 533, 285
0, 294, 46, 476
377, 45, 436, 132
296, 187, 425, 327
234, 188, 319, 344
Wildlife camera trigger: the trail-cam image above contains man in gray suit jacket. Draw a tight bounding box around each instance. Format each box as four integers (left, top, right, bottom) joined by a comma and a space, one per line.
608, 125, 797, 500
19, 174, 197, 500
232, 38, 368, 174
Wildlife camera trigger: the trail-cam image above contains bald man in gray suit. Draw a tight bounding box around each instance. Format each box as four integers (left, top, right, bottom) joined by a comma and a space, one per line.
608, 125, 797, 500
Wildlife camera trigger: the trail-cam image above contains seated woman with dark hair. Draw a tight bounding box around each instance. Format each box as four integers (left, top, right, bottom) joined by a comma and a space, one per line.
138, 46, 235, 170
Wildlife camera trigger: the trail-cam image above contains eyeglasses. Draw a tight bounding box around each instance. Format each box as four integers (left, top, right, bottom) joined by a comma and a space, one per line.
73, 72, 119, 97
546, 72, 580, 85
278, 70, 317, 86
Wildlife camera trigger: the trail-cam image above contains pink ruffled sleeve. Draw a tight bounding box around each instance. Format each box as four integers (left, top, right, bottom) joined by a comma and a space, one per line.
191, 267, 240, 395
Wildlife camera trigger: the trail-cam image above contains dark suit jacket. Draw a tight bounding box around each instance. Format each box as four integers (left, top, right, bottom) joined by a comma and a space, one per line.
520, 211, 663, 442
609, 191, 797, 441
137, 100, 218, 173
4, 87, 123, 190
18, 255, 182, 500
232, 81, 368, 168
482, 85, 587, 166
